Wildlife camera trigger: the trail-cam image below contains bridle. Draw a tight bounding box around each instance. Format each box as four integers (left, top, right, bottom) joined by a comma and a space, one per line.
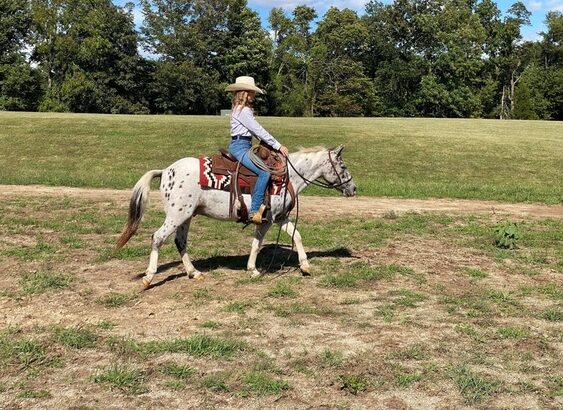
286, 150, 353, 190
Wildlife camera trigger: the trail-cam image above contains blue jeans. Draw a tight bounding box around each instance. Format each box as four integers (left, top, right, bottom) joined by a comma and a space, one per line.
229, 139, 270, 213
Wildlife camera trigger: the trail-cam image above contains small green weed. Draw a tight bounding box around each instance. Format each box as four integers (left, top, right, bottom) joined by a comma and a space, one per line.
321, 349, 344, 367
494, 222, 520, 249
395, 371, 422, 387
97, 320, 116, 330
158, 362, 197, 380
18, 389, 51, 399
91, 364, 146, 394
201, 373, 230, 392
465, 268, 488, 279
53, 326, 98, 349
497, 327, 529, 339
393, 289, 428, 307
96, 292, 136, 307
201, 320, 219, 329
267, 281, 297, 298
224, 300, 251, 314
242, 371, 290, 396
452, 366, 501, 404
542, 308, 562, 322
144, 334, 246, 359
20, 271, 72, 294
390, 344, 426, 361
339, 374, 368, 395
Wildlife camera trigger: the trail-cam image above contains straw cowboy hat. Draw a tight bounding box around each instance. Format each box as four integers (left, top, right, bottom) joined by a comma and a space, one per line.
225, 76, 265, 94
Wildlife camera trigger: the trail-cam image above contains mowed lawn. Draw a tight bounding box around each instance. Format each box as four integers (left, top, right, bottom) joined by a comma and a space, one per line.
0, 111, 561, 203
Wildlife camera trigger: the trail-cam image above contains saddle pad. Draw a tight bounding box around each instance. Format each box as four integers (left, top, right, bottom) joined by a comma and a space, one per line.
199, 157, 283, 195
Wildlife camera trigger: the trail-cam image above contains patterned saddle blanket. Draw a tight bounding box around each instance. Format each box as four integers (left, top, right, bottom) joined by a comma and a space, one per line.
198, 153, 284, 195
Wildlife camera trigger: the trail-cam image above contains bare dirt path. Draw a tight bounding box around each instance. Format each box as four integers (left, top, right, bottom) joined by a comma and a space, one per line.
1, 184, 561, 219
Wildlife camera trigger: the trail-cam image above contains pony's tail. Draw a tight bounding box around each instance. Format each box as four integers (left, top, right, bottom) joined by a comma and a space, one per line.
115, 170, 162, 249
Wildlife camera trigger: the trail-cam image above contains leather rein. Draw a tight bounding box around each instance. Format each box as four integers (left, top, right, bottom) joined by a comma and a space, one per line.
286, 150, 353, 190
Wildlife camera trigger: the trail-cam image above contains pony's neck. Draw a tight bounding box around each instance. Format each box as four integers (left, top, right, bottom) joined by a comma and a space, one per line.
287, 150, 325, 194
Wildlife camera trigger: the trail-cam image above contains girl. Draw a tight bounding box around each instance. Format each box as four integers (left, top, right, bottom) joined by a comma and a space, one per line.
226, 76, 289, 224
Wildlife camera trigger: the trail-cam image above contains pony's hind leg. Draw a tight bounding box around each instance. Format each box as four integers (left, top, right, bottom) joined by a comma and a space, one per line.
174, 218, 202, 280
279, 220, 310, 275
247, 222, 272, 277
143, 217, 180, 289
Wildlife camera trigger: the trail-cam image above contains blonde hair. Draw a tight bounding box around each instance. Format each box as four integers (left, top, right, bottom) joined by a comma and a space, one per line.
231, 90, 253, 113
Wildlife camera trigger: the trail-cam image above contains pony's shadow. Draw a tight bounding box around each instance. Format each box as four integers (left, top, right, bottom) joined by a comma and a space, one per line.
134, 246, 354, 289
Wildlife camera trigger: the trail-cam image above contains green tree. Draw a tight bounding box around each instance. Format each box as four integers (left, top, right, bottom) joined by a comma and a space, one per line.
141, 0, 270, 114
268, 6, 317, 116
0, 0, 43, 110
30, 0, 146, 113
309, 7, 375, 116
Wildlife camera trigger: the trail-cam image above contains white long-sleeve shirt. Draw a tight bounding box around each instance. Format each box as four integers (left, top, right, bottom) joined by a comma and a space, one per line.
230, 106, 281, 150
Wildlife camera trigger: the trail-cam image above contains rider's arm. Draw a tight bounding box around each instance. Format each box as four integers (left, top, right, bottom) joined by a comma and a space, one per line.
236, 107, 282, 151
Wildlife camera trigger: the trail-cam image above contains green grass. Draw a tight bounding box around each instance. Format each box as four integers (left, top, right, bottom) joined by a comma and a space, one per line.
242, 371, 290, 396
201, 373, 230, 392
319, 262, 411, 288
91, 364, 146, 394
158, 362, 197, 380
53, 326, 98, 349
1, 112, 561, 203
19, 271, 72, 294
96, 292, 137, 307
144, 335, 247, 359
338, 374, 368, 394
267, 281, 298, 298
452, 366, 501, 404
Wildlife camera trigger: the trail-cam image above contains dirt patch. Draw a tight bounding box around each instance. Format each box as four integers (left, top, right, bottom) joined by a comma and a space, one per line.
1, 184, 561, 219
0, 189, 561, 409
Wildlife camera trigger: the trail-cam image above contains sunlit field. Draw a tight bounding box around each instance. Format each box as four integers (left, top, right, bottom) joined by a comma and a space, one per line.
1, 112, 561, 203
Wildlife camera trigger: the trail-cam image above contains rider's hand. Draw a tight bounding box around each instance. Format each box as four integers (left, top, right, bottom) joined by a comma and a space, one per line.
279, 145, 289, 157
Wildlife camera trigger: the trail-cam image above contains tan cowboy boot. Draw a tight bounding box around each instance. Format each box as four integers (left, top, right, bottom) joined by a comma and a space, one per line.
250, 204, 266, 225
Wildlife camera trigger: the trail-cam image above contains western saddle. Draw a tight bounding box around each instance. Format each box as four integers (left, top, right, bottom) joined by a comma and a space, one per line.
210, 143, 293, 223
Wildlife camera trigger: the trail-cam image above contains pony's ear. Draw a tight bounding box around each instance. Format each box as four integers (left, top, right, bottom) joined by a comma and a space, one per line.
332, 145, 344, 157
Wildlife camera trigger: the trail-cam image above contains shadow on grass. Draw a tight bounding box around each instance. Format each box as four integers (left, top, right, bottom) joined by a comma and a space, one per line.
141, 246, 354, 289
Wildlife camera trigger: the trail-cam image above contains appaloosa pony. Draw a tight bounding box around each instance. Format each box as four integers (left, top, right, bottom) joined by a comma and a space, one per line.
116, 145, 356, 288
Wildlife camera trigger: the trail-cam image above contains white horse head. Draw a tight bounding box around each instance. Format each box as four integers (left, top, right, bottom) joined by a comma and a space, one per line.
116, 146, 356, 288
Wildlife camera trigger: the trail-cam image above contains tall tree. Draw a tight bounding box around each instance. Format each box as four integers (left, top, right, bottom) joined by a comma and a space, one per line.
0, 0, 43, 111
311, 7, 375, 116
268, 6, 317, 116
141, 0, 270, 114
30, 0, 146, 113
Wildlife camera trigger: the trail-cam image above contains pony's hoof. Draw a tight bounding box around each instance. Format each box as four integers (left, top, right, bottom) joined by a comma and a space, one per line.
300, 264, 311, 276
142, 277, 152, 290
249, 269, 262, 278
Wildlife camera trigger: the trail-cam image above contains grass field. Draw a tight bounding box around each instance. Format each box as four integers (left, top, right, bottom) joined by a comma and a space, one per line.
0, 112, 562, 203
0, 193, 561, 408
0, 112, 561, 408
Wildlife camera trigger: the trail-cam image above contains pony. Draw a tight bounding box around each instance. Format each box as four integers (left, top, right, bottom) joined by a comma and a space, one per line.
116, 145, 356, 288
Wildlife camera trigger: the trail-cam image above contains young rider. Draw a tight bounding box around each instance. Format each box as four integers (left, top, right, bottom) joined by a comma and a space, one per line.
225, 76, 289, 224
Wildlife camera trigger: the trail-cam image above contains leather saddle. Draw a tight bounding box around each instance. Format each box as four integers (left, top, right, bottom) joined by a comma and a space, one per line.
209, 144, 293, 223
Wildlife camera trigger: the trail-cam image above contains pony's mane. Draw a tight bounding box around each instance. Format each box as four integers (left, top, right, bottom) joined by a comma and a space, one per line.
294, 146, 327, 154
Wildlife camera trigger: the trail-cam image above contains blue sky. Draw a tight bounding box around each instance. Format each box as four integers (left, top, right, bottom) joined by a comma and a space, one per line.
115, 0, 563, 42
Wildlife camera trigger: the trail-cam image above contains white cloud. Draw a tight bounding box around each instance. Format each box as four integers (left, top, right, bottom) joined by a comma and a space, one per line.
528, 0, 543, 12
546, 0, 563, 11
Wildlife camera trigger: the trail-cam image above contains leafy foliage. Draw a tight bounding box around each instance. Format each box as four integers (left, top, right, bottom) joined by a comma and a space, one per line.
0, 0, 561, 118
494, 221, 520, 249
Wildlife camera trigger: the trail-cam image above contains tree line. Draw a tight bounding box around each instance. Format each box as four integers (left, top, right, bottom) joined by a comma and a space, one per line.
1, 0, 561, 119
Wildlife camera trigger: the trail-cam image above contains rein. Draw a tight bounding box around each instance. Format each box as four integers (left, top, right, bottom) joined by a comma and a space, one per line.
286, 151, 353, 189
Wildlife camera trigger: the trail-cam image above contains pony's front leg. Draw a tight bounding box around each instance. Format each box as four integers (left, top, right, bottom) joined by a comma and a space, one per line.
279, 220, 310, 275
247, 222, 272, 278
